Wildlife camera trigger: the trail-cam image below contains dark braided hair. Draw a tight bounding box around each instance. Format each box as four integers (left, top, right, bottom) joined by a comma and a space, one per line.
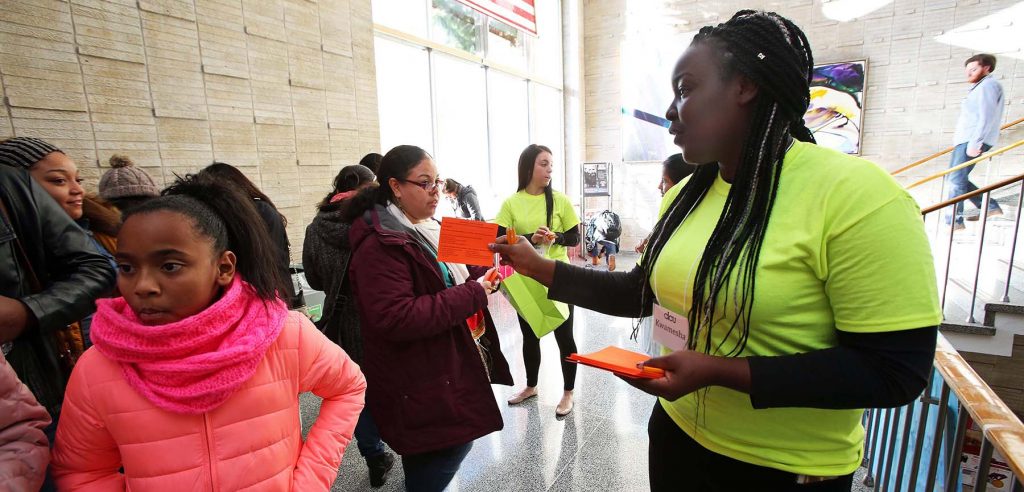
641, 11, 816, 357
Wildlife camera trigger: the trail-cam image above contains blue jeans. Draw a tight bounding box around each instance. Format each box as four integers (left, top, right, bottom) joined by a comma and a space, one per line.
947, 142, 998, 224
402, 441, 473, 492
81, 315, 93, 349
588, 239, 618, 259
353, 407, 386, 458
40, 415, 59, 492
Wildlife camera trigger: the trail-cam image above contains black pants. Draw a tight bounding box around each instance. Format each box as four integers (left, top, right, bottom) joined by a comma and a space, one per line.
648, 403, 854, 492
518, 305, 576, 391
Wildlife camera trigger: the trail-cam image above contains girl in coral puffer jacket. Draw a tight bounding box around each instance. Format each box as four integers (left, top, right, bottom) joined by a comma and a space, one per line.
51, 174, 367, 491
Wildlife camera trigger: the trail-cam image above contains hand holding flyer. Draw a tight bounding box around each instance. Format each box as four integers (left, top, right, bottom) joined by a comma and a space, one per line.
436, 217, 500, 267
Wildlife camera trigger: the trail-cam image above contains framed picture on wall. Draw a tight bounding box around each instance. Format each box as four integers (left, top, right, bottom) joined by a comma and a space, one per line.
804, 60, 867, 155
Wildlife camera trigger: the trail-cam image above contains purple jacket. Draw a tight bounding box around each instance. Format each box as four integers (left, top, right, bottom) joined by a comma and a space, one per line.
348, 205, 510, 456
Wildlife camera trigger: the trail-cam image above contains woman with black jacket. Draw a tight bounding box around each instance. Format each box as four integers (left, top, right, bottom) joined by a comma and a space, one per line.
302, 164, 396, 488
0, 139, 117, 425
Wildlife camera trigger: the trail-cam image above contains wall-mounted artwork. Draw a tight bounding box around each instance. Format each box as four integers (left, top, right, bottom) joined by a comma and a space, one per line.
803, 60, 867, 155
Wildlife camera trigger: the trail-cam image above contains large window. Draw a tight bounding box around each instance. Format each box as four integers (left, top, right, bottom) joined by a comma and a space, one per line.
529, 0, 562, 82
486, 18, 527, 71
486, 70, 529, 198
373, 0, 565, 219
374, 37, 433, 154
530, 83, 564, 189
430, 0, 484, 55
372, 0, 428, 38
374, 0, 562, 82
432, 53, 489, 193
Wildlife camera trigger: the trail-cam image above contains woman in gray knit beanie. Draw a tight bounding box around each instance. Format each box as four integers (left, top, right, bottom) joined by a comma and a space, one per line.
98, 155, 160, 213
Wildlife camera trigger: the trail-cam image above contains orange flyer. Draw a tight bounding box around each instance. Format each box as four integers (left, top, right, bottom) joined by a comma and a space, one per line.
567, 346, 664, 379
436, 217, 500, 267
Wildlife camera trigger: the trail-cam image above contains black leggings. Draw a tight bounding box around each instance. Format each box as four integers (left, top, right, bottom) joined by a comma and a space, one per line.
647, 403, 854, 492
518, 305, 576, 391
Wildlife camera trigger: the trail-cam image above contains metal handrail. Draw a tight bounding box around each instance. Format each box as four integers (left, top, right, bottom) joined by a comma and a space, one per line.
862, 171, 1024, 491
921, 172, 1024, 215
906, 138, 1024, 190
892, 117, 1024, 176
864, 167, 1024, 489
933, 334, 1024, 479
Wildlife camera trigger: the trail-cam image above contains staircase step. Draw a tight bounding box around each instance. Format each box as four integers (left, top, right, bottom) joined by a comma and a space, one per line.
940, 322, 997, 336
983, 302, 1024, 325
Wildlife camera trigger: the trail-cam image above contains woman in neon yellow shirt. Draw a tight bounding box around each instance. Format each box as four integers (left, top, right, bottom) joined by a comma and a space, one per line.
496, 144, 582, 417
492, 10, 940, 491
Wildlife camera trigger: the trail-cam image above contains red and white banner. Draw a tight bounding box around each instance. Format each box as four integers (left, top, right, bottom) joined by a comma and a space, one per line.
457, 0, 537, 35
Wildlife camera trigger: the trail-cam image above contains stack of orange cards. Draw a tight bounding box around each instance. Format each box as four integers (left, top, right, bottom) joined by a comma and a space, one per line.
567, 346, 665, 379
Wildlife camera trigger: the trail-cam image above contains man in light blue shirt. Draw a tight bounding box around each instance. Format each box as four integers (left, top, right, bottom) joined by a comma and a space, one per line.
947, 54, 1005, 229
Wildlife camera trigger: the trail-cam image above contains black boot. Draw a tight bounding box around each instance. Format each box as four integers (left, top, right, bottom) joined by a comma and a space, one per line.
366, 452, 395, 488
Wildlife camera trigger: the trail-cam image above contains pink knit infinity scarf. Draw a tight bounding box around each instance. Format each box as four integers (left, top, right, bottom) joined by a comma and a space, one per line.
90, 277, 288, 414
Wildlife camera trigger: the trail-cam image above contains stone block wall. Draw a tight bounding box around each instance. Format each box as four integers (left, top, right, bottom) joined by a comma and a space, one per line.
0, 0, 380, 258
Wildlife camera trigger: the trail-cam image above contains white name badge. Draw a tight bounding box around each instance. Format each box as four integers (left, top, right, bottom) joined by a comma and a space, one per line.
653, 304, 689, 352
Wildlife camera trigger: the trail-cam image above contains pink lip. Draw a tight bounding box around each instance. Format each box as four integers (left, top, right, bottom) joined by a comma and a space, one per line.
137, 308, 169, 323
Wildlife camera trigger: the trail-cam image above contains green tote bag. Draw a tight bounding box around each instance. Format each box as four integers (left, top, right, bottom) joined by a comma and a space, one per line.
500, 272, 570, 338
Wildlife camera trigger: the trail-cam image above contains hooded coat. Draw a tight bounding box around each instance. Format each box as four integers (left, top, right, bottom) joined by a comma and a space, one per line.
347, 205, 512, 456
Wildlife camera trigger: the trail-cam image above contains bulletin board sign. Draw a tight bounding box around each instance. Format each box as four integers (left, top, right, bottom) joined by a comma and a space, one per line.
583, 163, 611, 197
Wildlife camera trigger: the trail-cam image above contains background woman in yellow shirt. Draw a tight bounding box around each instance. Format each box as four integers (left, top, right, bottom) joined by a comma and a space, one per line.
496, 144, 581, 417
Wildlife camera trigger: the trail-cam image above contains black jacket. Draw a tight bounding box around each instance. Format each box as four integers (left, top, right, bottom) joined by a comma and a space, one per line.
0, 166, 116, 417
253, 199, 298, 307
302, 201, 364, 363
453, 185, 484, 221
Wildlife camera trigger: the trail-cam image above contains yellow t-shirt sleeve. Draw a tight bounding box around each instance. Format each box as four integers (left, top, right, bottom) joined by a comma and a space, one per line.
495, 197, 513, 229
556, 193, 581, 232
825, 191, 942, 333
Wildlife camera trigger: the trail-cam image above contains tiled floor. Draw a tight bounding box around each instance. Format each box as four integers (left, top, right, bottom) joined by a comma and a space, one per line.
301, 255, 656, 491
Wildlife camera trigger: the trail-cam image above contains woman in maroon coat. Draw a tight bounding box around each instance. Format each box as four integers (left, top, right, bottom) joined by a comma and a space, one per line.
345, 145, 512, 492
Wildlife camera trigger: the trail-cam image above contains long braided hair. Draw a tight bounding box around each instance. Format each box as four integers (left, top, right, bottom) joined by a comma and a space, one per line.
642, 11, 816, 357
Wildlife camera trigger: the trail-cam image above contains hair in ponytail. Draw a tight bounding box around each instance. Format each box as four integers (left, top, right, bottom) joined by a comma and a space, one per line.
516, 144, 554, 227
343, 145, 432, 223
124, 173, 289, 302
643, 10, 815, 357
198, 162, 287, 227
443, 178, 461, 195
318, 164, 376, 210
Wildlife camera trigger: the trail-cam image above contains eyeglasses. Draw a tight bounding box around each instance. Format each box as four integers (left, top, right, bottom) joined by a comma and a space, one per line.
399, 178, 444, 193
